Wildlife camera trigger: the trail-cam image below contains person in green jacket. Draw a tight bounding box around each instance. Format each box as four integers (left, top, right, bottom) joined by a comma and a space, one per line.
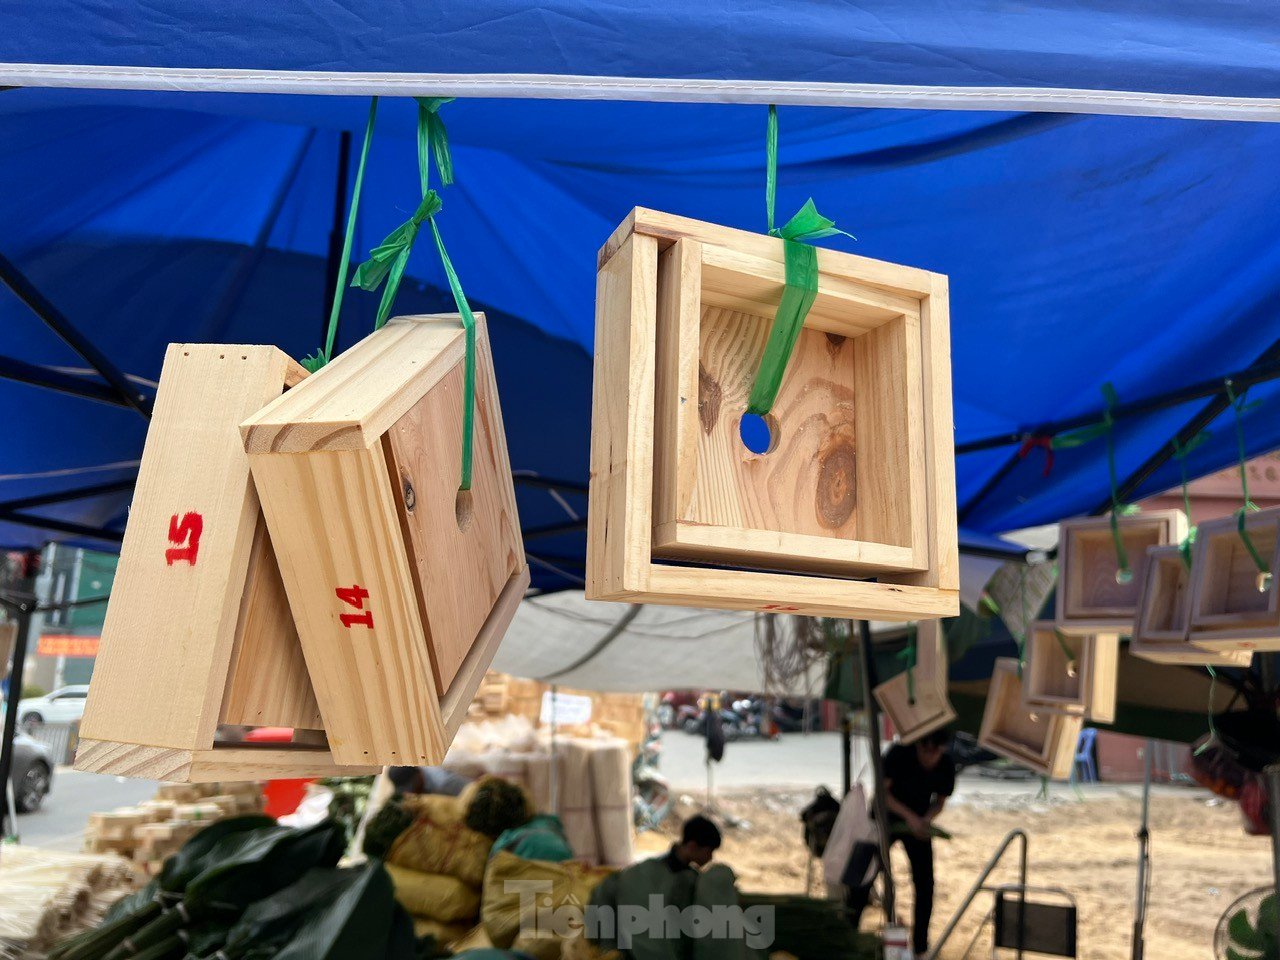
587, 815, 723, 959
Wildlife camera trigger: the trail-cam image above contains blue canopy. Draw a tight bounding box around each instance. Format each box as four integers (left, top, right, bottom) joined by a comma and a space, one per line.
3, 4, 1280, 591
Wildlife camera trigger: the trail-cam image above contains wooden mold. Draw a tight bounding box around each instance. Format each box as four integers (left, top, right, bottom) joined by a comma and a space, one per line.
873, 622, 956, 744
587, 208, 958, 620
76, 345, 373, 782
978, 657, 1082, 779
1129, 545, 1253, 667
242, 314, 530, 766
1056, 510, 1187, 632
1187, 507, 1280, 652
1021, 621, 1118, 723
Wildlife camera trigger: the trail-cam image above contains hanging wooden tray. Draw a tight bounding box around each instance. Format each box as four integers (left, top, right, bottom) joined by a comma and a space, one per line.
1021, 621, 1118, 723
242, 314, 529, 766
1129, 544, 1253, 667
1056, 510, 1187, 632
978, 657, 1082, 779
76, 345, 374, 782
587, 208, 958, 620
1186, 507, 1280, 652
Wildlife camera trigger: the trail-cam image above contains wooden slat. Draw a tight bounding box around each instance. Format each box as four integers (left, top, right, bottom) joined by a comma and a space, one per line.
653, 522, 920, 575
652, 239, 701, 528
241, 315, 465, 454
249, 443, 447, 765
80, 345, 302, 752
586, 234, 659, 598
219, 520, 323, 729
385, 316, 525, 695
75, 737, 378, 783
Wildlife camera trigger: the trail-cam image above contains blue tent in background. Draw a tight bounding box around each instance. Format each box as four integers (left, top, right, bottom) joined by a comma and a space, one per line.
4, 2, 1280, 594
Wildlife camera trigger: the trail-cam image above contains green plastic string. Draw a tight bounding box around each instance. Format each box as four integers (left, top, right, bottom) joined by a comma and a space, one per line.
1101, 383, 1137, 584
747, 105, 853, 416
1016, 565, 1030, 677
351, 99, 475, 490
1194, 666, 1220, 755
301, 97, 379, 372
1052, 627, 1078, 678
896, 627, 918, 706
1170, 430, 1209, 570
1226, 381, 1270, 589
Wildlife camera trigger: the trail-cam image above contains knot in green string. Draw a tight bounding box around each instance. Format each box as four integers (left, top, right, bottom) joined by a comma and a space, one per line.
351, 190, 443, 328
747, 105, 853, 417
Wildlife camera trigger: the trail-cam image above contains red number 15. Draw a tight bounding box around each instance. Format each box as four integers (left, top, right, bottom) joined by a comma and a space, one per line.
336, 584, 373, 628
165, 512, 203, 566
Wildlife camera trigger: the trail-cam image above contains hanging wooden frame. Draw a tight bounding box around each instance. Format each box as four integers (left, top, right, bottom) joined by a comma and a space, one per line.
587, 208, 958, 620
1186, 507, 1280, 652
978, 657, 1082, 779
76, 345, 375, 782
242, 314, 529, 766
1055, 510, 1187, 633
1020, 621, 1118, 723
1129, 544, 1253, 666
873, 621, 956, 744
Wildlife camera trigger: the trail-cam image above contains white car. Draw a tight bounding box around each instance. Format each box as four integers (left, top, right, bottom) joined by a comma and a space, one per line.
18, 685, 90, 730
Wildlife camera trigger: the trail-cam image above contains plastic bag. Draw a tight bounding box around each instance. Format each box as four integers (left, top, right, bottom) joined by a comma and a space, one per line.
385, 863, 480, 922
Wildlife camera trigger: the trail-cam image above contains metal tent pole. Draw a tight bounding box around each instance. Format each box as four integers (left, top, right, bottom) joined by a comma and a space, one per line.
857, 619, 896, 924
1130, 738, 1154, 960
0, 596, 36, 840
1267, 762, 1280, 952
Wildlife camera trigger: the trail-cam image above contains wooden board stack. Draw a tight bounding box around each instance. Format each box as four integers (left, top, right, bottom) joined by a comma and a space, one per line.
872, 620, 956, 744
74, 345, 373, 782
470, 672, 647, 754
587, 208, 958, 621
243, 314, 529, 766
978, 657, 1081, 779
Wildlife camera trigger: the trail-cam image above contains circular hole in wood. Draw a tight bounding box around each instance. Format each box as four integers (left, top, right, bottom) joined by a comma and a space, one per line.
738, 412, 778, 456
455, 488, 474, 532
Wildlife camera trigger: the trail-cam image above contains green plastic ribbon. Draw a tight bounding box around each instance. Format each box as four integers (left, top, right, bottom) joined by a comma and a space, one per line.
1225, 381, 1270, 589
1052, 627, 1078, 678
747, 105, 853, 416
1170, 430, 1209, 569
1194, 666, 1220, 755
301, 98, 379, 372
351, 98, 476, 490
1100, 383, 1137, 584
895, 628, 918, 706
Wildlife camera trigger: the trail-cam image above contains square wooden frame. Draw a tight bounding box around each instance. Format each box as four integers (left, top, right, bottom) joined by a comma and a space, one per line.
587, 208, 958, 620
1129, 544, 1253, 666
1056, 510, 1187, 633
1021, 621, 1118, 723
1187, 507, 1280, 651
873, 622, 956, 744
978, 657, 1082, 780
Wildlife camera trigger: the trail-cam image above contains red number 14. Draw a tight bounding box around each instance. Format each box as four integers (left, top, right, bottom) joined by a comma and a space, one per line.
336, 584, 373, 628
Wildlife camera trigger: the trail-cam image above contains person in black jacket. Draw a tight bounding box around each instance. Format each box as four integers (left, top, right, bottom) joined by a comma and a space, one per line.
847, 727, 955, 957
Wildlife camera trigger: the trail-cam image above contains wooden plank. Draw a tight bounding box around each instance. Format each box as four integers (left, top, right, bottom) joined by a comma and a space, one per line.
652, 239, 701, 528
241, 315, 465, 454
599, 207, 936, 297
586, 234, 659, 599
219, 519, 323, 729
653, 522, 919, 575
439, 566, 530, 742
1056, 510, 1187, 631
249, 444, 447, 765
385, 315, 525, 695
890, 275, 959, 592
80, 345, 302, 752
75, 738, 377, 783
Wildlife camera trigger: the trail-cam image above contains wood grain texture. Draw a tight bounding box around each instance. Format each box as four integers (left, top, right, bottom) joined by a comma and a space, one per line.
587, 234, 659, 598
1187, 507, 1280, 650
75, 738, 377, 783
250, 444, 446, 765
386, 315, 525, 695
978, 658, 1082, 780
80, 345, 300, 753
219, 520, 323, 729
1056, 510, 1187, 631
241, 315, 466, 454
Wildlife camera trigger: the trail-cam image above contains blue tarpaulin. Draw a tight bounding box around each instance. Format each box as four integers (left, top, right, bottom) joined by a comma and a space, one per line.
3, 4, 1280, 592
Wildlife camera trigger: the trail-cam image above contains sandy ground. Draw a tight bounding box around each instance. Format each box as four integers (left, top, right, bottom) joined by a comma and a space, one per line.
643, 785, 1273, 959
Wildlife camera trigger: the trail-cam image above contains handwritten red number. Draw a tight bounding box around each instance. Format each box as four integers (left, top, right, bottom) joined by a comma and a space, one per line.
165, 512, 203, 566
336, 584, 373, 628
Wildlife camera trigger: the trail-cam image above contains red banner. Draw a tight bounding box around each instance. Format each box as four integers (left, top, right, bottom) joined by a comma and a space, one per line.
37, 634, 100, 657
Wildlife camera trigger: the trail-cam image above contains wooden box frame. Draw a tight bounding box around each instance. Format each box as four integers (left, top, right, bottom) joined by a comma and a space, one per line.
978, 657, 1082, 779
587, 208, 958, 619
243, 314, 530, 766
1056, 510, 1187, 632
873, 621, 956, 744
1021, 621, 1118, 723
76, 345, 374, 782
1187, 507, 1280, 652
1130, 545, 1253, 666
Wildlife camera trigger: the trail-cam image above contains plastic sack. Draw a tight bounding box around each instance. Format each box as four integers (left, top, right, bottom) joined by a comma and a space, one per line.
482, 851, 613, 954
820, 784, 876, 890
385, 863, 481, 922
492, 815, 574, 863
387, 807, 493, 888
411, 915, 473, 945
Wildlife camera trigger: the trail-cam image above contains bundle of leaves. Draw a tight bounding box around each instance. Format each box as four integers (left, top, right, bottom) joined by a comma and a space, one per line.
464, 776, 532, 838
363, 792, 415, 860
